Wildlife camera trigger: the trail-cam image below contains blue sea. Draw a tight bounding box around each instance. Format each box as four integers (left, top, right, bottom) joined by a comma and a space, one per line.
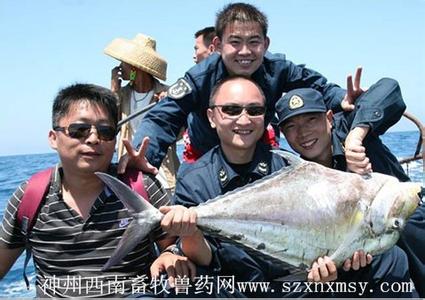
0, 131, 423, 297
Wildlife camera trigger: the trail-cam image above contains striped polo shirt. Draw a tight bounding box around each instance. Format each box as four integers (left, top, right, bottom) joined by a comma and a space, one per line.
0, 165, 169, 297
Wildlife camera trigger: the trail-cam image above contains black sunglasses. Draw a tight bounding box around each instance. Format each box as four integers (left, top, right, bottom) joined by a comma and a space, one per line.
211, 104, 266, 118
54, 123, 117, 141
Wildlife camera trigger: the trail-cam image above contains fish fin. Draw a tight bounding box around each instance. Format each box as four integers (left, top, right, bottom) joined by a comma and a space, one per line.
270, 149, 303, 168
95, 172, 163, 270
102, 222, 148, 271
96, 172, 154, 214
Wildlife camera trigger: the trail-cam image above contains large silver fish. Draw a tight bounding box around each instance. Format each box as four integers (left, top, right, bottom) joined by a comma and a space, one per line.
96, 151, 421, 272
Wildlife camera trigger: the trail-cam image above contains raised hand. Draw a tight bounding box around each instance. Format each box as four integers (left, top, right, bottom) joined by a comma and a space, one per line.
111, 66, 122, 93
117, 137, 158, 175
341, 67, 364, 111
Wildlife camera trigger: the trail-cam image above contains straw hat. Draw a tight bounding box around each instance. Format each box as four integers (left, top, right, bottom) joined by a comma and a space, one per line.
104, 33, 167, 81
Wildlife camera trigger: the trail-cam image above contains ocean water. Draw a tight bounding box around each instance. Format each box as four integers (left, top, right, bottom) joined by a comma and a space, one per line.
0, 131, 423, 297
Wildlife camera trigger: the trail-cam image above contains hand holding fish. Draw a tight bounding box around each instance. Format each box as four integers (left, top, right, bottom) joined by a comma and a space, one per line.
160, 205, 198, 237
150, 251, 196, 288
308, 256, 337, 282
308, 251, 372, 283
342, 250, 372, 271
160, 206, 213, 267
117, 137, 158, 175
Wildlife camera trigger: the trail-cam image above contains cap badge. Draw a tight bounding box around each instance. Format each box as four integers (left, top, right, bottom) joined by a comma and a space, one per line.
289, 95, 304, 110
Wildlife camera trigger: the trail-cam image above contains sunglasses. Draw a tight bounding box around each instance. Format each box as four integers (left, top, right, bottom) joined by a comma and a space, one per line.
211, 104, 266, 118
53, 123, 117, 141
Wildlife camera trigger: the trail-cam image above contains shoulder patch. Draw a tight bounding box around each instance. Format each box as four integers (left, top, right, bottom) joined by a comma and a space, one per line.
168, 78, 192, 100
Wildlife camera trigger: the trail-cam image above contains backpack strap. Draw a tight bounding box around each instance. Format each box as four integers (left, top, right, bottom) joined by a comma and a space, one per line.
17, 168, 54, 235
17, 167, 54, 290
119, 168, 148, 200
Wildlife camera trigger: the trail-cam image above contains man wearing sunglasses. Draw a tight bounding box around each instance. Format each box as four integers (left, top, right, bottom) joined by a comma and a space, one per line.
276, 82, 424, 297
126, 3, 393, 175
0, 84, 198, 297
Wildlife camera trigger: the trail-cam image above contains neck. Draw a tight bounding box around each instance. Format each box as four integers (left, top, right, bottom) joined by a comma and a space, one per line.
221, 144, 255, 164
132, 72, 154, 93
61, 168, 104, 197
60, 168, 105, 220
316, 146, 333, 168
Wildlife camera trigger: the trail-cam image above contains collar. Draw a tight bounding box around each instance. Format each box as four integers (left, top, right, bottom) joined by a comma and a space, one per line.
331, 129, 347, 171
215, 142, 272, 189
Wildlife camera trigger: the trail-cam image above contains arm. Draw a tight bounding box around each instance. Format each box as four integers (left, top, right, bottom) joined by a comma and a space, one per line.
350, 77, 406, 135
133, 77, 198, 168
111, 66, 122, 93
0, 183, 29, 278
143, 173, 197, 285
0, 247, 24, 279
343, 75, 406, 173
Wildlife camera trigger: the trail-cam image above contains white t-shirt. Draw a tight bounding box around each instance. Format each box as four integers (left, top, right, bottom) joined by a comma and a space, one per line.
129, 89, 170, 190
130, 90, 154, 131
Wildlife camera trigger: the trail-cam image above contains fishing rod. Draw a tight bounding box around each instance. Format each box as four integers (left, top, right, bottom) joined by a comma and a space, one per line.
117, 102, 157, 129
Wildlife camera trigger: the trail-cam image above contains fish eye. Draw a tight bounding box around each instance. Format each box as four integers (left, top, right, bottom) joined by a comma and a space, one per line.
392, 219, 401, 229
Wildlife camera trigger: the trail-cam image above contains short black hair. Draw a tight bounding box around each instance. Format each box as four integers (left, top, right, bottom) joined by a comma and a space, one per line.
209, 75, 266, 106
194, 26, 216, 47
215, 3, 268, 39
52, 83, 118, 128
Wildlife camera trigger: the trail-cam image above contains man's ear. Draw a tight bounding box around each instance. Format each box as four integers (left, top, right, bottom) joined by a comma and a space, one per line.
208, 43, 216, 54
264, 36, 270, 51
326, 110, 334, 129
48, 130, 58, 150
207, 108, 216, 128
212, 36, 222, 53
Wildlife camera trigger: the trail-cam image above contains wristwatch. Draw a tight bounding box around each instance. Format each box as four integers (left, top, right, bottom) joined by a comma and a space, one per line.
161, 244, 184, 256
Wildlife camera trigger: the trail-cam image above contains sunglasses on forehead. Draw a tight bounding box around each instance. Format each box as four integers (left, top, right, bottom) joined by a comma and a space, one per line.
53, 123, 117, 141
211, 104, 266, 118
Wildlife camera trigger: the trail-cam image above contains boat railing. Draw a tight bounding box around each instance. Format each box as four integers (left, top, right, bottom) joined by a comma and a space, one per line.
398, 111, 424, 177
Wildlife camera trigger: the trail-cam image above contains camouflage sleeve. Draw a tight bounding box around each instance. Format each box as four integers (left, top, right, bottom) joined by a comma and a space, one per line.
0, 182, 28, 249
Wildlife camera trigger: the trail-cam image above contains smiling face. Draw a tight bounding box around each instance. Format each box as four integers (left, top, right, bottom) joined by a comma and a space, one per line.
214, 21, 269, 77
281, 112, 333, 166
49, 100, 116, 176
207, 77, 265, 163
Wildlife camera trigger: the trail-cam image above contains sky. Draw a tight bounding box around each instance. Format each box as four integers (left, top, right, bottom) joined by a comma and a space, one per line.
0, 0, 424, 156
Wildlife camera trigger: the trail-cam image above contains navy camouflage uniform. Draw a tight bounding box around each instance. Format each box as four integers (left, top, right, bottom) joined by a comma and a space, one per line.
135, 52, 350, 168
329, 79, 425, 297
